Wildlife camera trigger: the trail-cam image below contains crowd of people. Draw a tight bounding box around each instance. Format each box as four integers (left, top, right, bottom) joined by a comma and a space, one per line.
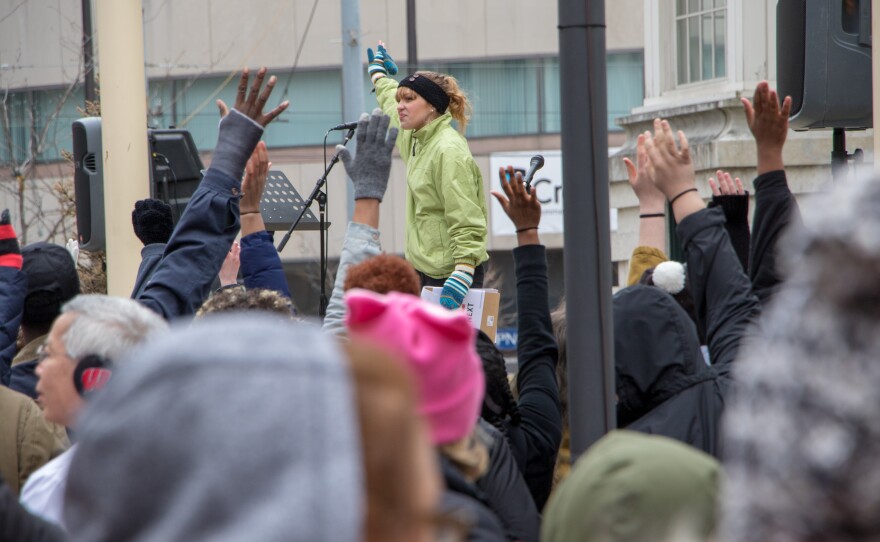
0, 42, 868, 542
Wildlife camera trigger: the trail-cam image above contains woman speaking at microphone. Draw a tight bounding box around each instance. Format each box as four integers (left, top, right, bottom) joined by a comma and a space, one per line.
367, 41, 489, 310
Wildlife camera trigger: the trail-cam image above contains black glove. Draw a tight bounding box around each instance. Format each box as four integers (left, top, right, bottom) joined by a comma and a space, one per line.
131, 199, 174, 246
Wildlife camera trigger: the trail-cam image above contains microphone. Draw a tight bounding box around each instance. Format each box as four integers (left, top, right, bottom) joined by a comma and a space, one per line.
329, 121, 359, 131
523, 155, 545, 190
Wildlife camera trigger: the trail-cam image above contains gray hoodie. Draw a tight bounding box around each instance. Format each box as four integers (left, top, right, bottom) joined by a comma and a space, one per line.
63, 314, 363, 542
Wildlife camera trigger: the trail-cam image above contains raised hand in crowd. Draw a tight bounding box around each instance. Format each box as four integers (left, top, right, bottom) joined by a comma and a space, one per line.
708, 169, 751, 273
709, 169, 745, 196
337, 108, 398, 205
366, 41, 399, 83
240, 141, 270, 235
492, 166, 541, 247
624, 133, 665, 252
210, 68, 289, 183
742, 81, 791, 175
131, 199, 173, 247
644, 118, 704, 223
218, 242, 241, 287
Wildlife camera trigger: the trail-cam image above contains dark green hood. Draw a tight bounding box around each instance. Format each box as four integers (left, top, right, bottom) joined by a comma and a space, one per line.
542, 431, 720, 542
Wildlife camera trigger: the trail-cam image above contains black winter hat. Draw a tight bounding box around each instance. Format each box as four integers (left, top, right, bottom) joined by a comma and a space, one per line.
21, 242, 80, 327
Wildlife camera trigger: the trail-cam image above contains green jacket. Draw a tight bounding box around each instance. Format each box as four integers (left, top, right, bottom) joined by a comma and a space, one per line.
375, 77, 489, 278
542, 430, 720, 542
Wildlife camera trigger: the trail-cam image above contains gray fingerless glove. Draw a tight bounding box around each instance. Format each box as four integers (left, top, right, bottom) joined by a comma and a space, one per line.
337, 108, 398, 202
211, 109, 263, 181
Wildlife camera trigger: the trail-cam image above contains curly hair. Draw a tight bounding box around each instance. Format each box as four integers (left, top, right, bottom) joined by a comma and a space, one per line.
196, 286, 295, 318
475, 330, 521, 434
343, 254, 420, 296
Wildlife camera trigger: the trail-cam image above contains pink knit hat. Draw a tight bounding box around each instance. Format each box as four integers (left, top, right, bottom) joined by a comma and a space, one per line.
345, 289, 484, 445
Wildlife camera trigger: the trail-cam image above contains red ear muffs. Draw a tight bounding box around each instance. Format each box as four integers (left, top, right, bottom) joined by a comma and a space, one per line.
73, 354, 113, 397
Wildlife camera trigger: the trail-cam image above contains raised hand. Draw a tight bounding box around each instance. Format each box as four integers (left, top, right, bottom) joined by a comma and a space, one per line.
708, 170, 745, 196
337, 109, 398, 202
742, 81, 791, 175
644, 119, 694, 200
218, 241, 241, 287
644, 119, 704, 222
367, 41, 399, 83
491, 166, 541, 239
131, 199, 174, 246
240, 142, 270, 215
211, 67, 288, 181
623, 133, 665, 215
216, 67, 289, 128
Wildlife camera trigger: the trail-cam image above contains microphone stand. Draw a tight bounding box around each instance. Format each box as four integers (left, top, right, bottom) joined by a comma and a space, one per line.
277, 126, 356, 317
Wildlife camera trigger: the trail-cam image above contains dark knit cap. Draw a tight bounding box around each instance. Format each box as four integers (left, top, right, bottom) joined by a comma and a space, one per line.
21, 242, 81, 326
398, 73, 450, 114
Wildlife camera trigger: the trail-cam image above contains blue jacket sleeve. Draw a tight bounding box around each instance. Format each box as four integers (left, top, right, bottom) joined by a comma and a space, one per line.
130, 243, 166, 299
0, 267, 26, 384
136, 169, 241, 319
510, 243, 562, 511
240, 231, 291, 299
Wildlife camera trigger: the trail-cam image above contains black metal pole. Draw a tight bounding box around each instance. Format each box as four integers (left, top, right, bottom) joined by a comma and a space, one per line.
276, 127, 356, 252
406, 0, 418, 72
831, 128, 848, 182
81, 0, 96, 103
558, 0, 616, 459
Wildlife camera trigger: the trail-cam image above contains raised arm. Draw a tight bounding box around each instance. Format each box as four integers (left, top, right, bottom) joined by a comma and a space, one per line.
137, 68, 289, 319
707, 170, 750, 273
237, 142, 292, 298
491, 166, 562, 510
323, 110, 397, 335
742, 81, 802, 305
623, 133, 669, 285
645, 119, 760, 371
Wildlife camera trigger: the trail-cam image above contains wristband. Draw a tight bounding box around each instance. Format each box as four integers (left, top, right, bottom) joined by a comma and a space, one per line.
639, 213, 665, 219
669, 188, 699, 206
515, 226, 538, 233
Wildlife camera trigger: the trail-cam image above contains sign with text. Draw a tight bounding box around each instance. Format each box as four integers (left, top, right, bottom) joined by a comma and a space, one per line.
489, 151, 563, 236
488, 150, 619, 236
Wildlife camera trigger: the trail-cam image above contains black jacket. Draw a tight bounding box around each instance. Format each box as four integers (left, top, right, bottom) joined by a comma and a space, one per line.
503, 244, 562, 511
614, 207, 760, 457
749, 170, 802, 305
440, 483, 506, 542
476, 420, 541, 542
0, 474, 66, 542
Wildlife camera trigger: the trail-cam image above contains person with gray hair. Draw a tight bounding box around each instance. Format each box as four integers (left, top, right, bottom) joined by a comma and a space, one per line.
18, 294, 167, 530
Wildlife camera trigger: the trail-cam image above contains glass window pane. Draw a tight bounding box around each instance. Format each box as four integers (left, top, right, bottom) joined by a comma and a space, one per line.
702, 14, 714, 80
688, 0, 699, 12
715, 0, 726, 7
715, 12, 726, 77
677, 19, 689, 84
689, 17, 701, 83
702, 0, 714, 10
677, 0, 687, 15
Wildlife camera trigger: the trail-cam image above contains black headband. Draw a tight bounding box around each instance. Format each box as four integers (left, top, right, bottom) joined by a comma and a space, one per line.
398, 74, 450, 114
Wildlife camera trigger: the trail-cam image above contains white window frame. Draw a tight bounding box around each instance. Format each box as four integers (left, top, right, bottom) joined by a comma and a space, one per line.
675, 1, 729, 86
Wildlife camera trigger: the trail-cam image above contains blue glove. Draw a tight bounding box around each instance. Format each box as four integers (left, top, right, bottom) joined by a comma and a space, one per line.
439, 264, 474, 310
367, 43, 399, 82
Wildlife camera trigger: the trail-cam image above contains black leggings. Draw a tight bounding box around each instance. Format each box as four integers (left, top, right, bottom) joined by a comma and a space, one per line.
417, 264, 485, 289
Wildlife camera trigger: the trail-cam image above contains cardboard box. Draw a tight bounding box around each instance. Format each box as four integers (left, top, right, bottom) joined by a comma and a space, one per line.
420, 287, 501, 341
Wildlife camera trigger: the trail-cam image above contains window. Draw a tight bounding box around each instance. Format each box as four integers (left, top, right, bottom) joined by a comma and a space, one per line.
676, 0, 726, 85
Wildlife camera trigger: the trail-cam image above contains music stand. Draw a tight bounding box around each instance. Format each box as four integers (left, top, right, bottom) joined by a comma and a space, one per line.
260, 171, 328, 232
